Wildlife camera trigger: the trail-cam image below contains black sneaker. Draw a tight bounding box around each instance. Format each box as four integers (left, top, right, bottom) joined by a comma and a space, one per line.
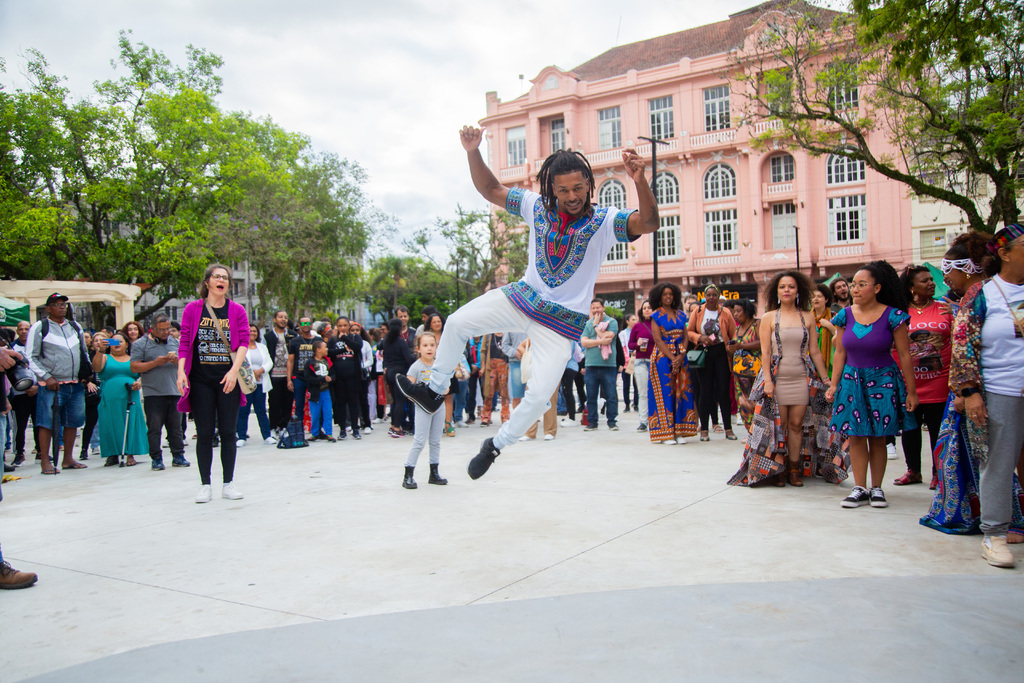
151, 458, 165, 471
172, 455, 191, 467
352, 432, 362, 440
841, 486, 871, 508
396, 374, 445, 414
637, 423, 648, 432
869, 487, 888, 508
338, 432, 347, 441
583, 425, 598, 432
468, 438, 500, 480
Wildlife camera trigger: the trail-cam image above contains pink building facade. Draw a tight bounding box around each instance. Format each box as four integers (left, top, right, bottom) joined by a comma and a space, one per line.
480, 3, 913, 314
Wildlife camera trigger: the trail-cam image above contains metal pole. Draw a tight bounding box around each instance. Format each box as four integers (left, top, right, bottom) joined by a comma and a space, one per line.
638, 136, 669, 285
795, 225, 801, 271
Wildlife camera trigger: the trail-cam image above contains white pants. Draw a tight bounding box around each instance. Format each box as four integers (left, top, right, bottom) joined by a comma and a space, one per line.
633, 359, 650, 424
429, 289, 573, 450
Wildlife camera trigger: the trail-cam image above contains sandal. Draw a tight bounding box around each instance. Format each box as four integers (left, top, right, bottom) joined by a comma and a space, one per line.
929, 474, 939, 490
725, 431, 738, 441
699, 431, 710, 442
125, 456, 138, 467
893, 470, 922, 486
104, 456, 119, 467
713, 424, 724, 433
62, 462, 87, 470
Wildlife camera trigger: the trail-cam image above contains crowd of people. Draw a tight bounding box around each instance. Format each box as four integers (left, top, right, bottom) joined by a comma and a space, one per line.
2, 127, 1022, 590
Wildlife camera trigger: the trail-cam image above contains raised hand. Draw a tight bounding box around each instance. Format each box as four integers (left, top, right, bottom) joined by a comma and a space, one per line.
621, 149, 647, 184
460, 126, 484, 151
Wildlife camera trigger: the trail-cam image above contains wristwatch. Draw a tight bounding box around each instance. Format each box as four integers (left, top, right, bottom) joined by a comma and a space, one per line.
960, 387, 980, 397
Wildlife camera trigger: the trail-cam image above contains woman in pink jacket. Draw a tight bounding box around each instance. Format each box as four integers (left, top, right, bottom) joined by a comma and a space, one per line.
177, 264, 250, 504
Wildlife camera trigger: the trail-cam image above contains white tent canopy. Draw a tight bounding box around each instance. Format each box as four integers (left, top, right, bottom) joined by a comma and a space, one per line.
0, 280, 142, 327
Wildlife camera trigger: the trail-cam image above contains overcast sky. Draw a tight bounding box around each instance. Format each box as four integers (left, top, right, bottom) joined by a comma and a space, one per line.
1, 0, 773, 257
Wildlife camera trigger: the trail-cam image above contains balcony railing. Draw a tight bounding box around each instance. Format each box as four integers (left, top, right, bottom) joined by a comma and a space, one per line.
765, 182, 793, 195
499, 165, 526, 180
821, 243, 866, 259
690, 129, 736, 148
693, 254, 741, 268
752, 119, 782, 135
600, 263, 630, 273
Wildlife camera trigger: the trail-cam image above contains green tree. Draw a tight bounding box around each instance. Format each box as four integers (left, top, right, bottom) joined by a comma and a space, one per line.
406, 205, 529, 304
361, 255, 456, 322
734, 0, 1023, 233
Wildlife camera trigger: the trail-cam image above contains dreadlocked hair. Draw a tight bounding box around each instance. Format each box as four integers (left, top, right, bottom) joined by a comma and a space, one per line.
537, 150, 595, 213
857, 260, 908, 312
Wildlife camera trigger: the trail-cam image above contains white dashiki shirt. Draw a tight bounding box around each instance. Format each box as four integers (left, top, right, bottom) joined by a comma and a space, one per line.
502, 186, 636, 340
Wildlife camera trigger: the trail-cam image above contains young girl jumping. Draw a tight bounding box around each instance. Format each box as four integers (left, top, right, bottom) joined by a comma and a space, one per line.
402, 332, 448, 489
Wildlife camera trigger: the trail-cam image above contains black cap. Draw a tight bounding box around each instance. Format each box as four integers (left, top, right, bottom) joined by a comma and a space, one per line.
45, 293, 69, 305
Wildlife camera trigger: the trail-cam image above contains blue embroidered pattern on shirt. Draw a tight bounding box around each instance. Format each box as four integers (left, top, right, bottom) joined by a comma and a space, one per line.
614, 210, 635, 243
501, 281, 588, 341
534, 203, 608, 288
505, 187, 525, 218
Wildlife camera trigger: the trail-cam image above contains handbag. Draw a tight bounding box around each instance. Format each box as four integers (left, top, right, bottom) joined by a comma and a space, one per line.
686, 348, 707, 369
204, 302, 257, 395
276, 415, 309, 449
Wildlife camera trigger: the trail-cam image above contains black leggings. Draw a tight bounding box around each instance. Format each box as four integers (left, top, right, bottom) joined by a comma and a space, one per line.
332, 373, 363, 433
189, 380, 241, 486
9, 393, 39, 455
81, 399, 99, 455
901, 401, 946, 473
385, 368, 410, 430
697, 344, 732, 431
561, 368, 579, 420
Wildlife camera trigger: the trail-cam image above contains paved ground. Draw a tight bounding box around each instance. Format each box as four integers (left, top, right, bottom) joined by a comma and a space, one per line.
3, 409, 1021, 681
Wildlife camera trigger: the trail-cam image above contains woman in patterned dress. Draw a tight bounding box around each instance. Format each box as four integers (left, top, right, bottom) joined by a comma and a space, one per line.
727, 298, 760, 433
728, 272, 846, 487
826, 261, 918, 509
646, 282, 698, 445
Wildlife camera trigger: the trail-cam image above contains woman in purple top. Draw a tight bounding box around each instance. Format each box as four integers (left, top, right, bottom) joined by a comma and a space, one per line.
827, 261, 918, 510
628, 299, 654, 431
177, 263, 251, 504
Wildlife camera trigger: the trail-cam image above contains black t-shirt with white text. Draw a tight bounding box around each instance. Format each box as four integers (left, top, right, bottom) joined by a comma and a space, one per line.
190, 303, 231, 385
288, 335, 316, 379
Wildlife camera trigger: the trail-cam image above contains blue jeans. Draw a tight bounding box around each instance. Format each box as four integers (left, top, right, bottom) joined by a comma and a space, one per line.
453, 379, 468, 423
236, 385, 271, 440
35, 383, 86, 430
584, 365, 618, 428
309, 391, 333, 437
292, 377, 307, 421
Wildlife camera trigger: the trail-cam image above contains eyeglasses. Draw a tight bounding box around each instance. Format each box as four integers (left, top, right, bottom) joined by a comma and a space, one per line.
49, 301, 68, 307
209, 274, 230, 282
299, 322, 312, 327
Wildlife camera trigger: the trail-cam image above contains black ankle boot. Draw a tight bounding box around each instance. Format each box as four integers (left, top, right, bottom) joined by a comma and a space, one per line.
402, 466, 418, 489
428, 463, 447, 485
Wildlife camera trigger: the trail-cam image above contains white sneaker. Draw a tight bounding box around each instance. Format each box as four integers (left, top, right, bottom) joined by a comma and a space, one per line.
372, 417, 383, 424
264, 437, 277, 445
544, 434, 555, 441
982, 535, 1016, 568
222, 482, 244, 500
886, 442, 897, 459
236, 438, 246, 448
659, 438, 677, 445
518, 435, 532, 442
676, 437, 688, 445
195, 485, 212, 504
560, 418, 576, 427
456, 421, 467, 428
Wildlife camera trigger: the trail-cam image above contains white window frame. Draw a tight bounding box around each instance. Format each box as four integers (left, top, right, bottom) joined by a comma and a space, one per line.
654, 172, 679, 205
771, 202, 797, 249
597, 179, 626, 208
770, 154, 795, 183
920, 228, 947, 260
550, 118, 565, 153
826, 154, 866, 185
703, 85, 731, 132
704, 164, 736, 200
832, 86, 860, 110
598, 106, 622, 150
704, 209, 738, 254
827, 194, 866, 244
506, 126, 526, 167
605, 242, 629, 263
657, 215, 680, 259
649, 96, 674, 140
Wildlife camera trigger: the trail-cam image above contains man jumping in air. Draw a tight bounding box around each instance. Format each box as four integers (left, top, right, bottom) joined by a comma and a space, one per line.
398, 125, 659, 479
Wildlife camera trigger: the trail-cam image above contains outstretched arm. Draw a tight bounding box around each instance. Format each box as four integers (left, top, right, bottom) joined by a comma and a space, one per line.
461, 126, 510, 209
622, 149, 659, 238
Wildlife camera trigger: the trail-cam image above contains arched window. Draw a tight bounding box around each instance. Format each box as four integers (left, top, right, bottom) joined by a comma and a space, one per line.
597, 179, 626, 207
769, 154, 795, 183
654, 172, 679, 205
826, 154, 866, 185
704, 164, 736, 200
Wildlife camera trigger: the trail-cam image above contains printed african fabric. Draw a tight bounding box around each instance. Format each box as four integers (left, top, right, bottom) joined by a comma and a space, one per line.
502, 186, 635, 339
728, 311, 849, 486
920, 395, 1024, 537
647, 308, 698, 441
731, 320, 761, 432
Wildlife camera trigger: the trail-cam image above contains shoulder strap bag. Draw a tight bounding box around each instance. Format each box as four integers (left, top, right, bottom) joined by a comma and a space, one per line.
205, 302, 257, 395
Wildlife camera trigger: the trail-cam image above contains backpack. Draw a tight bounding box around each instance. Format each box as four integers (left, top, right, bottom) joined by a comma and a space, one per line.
276, 415, 308, 449
38, 318, 93, 382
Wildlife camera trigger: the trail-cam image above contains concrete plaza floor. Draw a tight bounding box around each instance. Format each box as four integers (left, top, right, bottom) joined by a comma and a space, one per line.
3, 409, 1022, 681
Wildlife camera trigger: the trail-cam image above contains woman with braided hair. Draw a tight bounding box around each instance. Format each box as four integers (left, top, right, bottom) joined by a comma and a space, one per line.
398, 126, 661, 480
827, 260, 919, 509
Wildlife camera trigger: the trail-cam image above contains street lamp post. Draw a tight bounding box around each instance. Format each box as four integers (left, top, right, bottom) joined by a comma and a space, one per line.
638, 136, 669, 284
794, 225, 801, 271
